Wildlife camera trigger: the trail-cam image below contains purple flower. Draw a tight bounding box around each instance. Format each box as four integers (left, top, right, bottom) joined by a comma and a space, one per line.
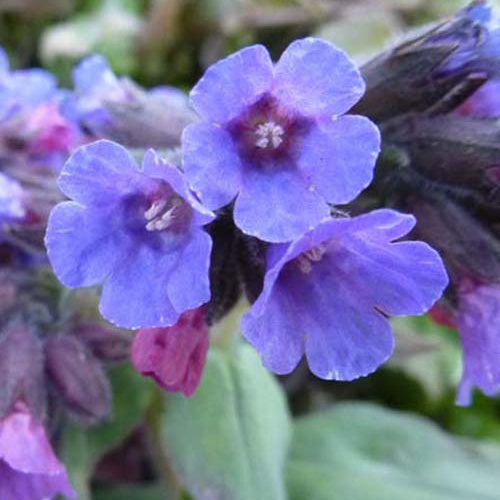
454, 283, 500, 406
183, 37, 380, 242
131, 308, 209, 397
241, 209, 448, 380
45, 140, 214, 328
0, 401, 75, 500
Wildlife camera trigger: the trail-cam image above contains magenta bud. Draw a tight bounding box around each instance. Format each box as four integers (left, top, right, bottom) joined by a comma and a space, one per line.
0, 325, 45, 419
131, 308, 209, 397
71, 322, 132, 362
45, 336, 111, 425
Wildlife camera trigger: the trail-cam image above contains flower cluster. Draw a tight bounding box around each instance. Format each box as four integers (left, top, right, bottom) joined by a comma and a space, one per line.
1, 3, 499, 497
46, 37, 448, 392
46, 140, 214, 328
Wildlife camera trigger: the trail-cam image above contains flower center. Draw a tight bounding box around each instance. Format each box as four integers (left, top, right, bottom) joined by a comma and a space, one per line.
254, 121, 285, 150
144, 196, 184, 232
296, 243, 328, 274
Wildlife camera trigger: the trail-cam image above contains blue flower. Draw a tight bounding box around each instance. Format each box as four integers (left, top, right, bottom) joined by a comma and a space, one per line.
45, 140, 214, 329
241, 209, 448, 380
182, 38, 380, 242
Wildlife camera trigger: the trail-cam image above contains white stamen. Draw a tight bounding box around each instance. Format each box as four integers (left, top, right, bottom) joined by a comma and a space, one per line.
305, 245, 326, 262
296, 243, 328, 274
296, 256, 313, 274
254, 121, 284, 149
144, 197, 183, 232
144, 199, 167, 221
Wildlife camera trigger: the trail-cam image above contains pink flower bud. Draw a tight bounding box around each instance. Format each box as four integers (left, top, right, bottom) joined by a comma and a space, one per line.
131, 308, 209, 397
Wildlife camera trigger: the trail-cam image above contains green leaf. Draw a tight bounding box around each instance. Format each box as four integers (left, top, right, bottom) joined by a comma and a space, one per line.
161, 342, 291, 500
287, 403, 500, 500
60, 362, 155, 499
94, 483, 168, 500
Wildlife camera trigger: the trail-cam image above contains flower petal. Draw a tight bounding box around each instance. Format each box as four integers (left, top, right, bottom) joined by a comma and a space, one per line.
73, 54, 116, 94
167, 231, 212, 314
58, 140, 152, 207
182, 122, 243, 210
45, 202, 123, 288
300, 261, 395, 380
273, 37, 365, 118
190, 45, 274, 123
99, 228, 211, 329
234, 167, 329, 242
0, 408, 62, 475
456, 284, 500, 405
323, 210, 449, 316
0, 462, 76, 500
241, 276, 305, 375
297, 115, 380, 204
100, 241, 179, 328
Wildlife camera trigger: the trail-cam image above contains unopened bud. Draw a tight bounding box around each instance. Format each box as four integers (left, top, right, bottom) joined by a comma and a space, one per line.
384, 114, 500, 210
131, 308, 209, 397
104, 84, 196, 148
0, 325, 45, 419
71, 322, 132, 362
45, 335, 111, 425
71, 54, 195, 148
